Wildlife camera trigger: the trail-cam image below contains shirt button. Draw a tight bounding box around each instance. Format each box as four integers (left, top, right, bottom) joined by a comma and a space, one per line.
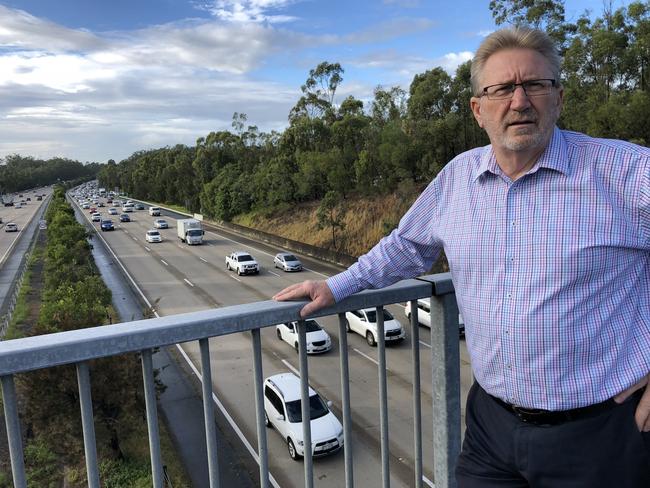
506, 293, 512, 298
505, 330, 509, 334
511, 221, 516, 227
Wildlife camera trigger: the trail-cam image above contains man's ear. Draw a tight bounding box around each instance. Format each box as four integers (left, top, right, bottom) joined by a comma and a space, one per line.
470, 96, 484, 128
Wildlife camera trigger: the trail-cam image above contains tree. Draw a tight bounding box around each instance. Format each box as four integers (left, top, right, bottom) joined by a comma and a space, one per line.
316, 191, 346, 250
289, 62, 344, 122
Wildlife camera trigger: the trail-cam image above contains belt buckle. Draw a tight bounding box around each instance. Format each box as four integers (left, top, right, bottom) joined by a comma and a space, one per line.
511, 405, 550, 424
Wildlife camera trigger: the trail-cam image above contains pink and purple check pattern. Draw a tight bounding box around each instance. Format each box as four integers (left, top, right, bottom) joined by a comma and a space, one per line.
328, 127, 650, 410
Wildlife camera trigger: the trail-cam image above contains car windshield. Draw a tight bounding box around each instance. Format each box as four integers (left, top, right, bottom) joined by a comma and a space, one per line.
285, 394, 329, 423
304, 320, 322, 333
187, 229, 202, 236
283, 254, 297, 262
365, 309, 394, 323
148, 231, 159, 236
237, 254, 253, 262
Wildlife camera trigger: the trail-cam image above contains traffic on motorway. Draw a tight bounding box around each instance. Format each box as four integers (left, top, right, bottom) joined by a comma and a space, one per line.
69, 181, 472, 488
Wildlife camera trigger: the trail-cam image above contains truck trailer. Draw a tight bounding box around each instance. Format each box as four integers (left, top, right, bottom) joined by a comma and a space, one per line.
177, 218, 204, 245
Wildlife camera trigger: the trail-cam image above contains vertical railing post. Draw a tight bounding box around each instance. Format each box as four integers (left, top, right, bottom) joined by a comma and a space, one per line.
409, 301, 423, 488
76, 362, 100, 488
429, 289, 461, 488
337, 312, 354, 487
199, 338, 220, 488
297, 320, 314, 488
376, 306, 390, 488
141, 349, 163, 488
1, 374, 26, 488
251, 329, 270, 488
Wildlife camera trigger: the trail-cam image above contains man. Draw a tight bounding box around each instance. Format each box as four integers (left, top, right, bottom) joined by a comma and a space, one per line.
275, 27, 650, 487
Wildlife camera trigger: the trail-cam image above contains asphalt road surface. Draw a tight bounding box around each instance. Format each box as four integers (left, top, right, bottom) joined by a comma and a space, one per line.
71, 192, 474, 488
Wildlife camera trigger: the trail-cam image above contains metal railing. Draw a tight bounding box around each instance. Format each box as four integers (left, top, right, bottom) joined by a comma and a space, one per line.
0, 273, 461, 488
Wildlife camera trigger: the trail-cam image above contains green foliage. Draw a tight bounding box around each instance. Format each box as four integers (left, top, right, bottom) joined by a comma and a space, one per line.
0, 155, 99, 194
316, 190, 346, 249
99, 459, 152, 488
96, 4, 647, 226
24, 437, 61, 488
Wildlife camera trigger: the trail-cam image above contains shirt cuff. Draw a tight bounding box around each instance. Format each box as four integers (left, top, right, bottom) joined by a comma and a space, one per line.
326, 270, 364, 303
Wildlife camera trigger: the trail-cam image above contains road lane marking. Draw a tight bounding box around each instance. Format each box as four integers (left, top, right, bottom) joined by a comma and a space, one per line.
228, 274, 241, 282
175, 345, 282, 488
199, 257, 208, 263
281, 359, 300, 376
353, 348, 379, 366
133, 237, 138, 241
184, 278, 194, 287
423, 475, 435, 487
419, 340, 431, 349
144, 246, 151, 252
160, 260, 168, 266
268, 271, 280, 277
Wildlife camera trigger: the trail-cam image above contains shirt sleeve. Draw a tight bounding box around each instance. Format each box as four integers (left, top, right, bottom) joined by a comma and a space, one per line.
327, 178, 444, 303
641, 155, 650, 248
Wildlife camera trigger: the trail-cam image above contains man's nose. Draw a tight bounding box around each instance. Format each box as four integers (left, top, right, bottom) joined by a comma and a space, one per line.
509, 85, 531, 110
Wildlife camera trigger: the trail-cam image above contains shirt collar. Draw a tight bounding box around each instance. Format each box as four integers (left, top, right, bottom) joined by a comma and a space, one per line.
473, 126, 569, 181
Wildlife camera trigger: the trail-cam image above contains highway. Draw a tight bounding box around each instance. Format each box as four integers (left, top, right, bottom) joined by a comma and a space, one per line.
0, 189, 51, 268
71, 192, 475, 488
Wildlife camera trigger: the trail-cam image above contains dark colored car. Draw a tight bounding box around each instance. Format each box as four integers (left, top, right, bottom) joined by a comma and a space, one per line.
119, 213, 130, 222
100, 219, 114, 231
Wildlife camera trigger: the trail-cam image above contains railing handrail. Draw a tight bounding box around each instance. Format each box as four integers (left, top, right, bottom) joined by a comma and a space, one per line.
0, 276, 452, 376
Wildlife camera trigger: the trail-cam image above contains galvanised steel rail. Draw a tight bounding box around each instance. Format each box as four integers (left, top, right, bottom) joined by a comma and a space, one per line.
0, 273, 461, 488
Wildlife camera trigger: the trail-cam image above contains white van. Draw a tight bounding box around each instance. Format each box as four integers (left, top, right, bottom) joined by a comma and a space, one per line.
405, 298, 465, 335
148, 206, 161, 216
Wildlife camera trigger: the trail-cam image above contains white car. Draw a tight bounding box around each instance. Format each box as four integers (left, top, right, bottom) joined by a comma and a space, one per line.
5, 223, 18, 232
145, 229, 162, 243
149, 206, 161, 216
91, 212, 101, 222
226, 251, 259, 275
344, 308, 405, 347
276, 320, 331, 354
264, 373, 343, 460
405, 298, 465, 336
153, 219, 168, 229
122, 204, 134, 213
274, 252, 303, 272
108, 207, 118, 215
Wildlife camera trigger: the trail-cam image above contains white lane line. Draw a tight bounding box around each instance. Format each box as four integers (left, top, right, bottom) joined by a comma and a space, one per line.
199, 257, 208, 263
132, 236, 138, 241
177, 244, 184, 249
175, 345, 282, 488
423, 475, 435, 487
184, 278, 194, 287
160, 259, 168, 266
268, 271, 280, 277
144, 246, 151, 252
228, 274, 241, 282
124, 230, 129, 234
353, 348, 379, 366
281, 359, 300, 376
419, 340, 431, 349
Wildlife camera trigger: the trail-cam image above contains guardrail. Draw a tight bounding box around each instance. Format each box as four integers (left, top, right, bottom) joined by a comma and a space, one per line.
0, 274, 461, 488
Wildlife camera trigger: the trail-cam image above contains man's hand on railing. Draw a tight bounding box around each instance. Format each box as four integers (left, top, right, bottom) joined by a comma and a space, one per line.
273, 280, 335, 318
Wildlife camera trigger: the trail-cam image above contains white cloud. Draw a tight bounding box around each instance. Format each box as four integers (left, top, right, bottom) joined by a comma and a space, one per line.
197, 0, 299, 23
0, 5, 105, 52
349, 49, 473, 78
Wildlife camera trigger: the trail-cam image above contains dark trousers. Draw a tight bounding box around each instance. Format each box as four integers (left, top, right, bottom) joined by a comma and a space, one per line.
456, 382, 650, 488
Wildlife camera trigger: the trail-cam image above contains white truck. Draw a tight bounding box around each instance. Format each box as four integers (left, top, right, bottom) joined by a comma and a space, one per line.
226, 251, 259, 275
177, 218, 204, 245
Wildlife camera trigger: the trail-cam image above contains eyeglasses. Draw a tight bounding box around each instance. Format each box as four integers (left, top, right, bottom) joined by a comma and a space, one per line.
480, 79, 557, 100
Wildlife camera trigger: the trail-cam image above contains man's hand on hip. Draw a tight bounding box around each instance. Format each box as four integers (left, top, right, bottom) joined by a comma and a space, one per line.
614, 372, 650, 431
273, 280, 335, 318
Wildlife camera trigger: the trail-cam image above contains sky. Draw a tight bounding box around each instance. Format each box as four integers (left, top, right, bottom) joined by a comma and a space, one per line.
0, 0, 630, 163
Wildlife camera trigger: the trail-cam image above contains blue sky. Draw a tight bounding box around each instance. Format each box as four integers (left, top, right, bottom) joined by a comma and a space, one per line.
0, 0, 629, 163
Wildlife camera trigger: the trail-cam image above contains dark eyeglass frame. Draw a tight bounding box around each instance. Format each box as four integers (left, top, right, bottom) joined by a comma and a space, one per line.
480, 79, 557, 100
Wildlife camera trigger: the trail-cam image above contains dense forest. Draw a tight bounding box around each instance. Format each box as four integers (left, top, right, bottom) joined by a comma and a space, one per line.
0, 155, 100, 194
97, 1, 650, 238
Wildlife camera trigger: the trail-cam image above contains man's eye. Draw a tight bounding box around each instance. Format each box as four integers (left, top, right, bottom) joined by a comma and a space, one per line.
526, 81, 544, 89
493, 85, 512, 95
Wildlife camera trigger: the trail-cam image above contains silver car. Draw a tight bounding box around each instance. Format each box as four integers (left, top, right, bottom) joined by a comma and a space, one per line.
274, 252, 303, 272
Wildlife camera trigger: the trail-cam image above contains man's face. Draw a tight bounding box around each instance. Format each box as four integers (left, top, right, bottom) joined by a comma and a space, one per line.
470, 48, 563, 155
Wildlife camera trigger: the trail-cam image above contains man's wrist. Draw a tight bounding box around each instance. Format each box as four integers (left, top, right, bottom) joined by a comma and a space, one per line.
326, 272, 363, 303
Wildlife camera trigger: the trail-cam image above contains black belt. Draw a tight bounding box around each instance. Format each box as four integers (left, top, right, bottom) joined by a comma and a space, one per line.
488, 391, 621, 426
